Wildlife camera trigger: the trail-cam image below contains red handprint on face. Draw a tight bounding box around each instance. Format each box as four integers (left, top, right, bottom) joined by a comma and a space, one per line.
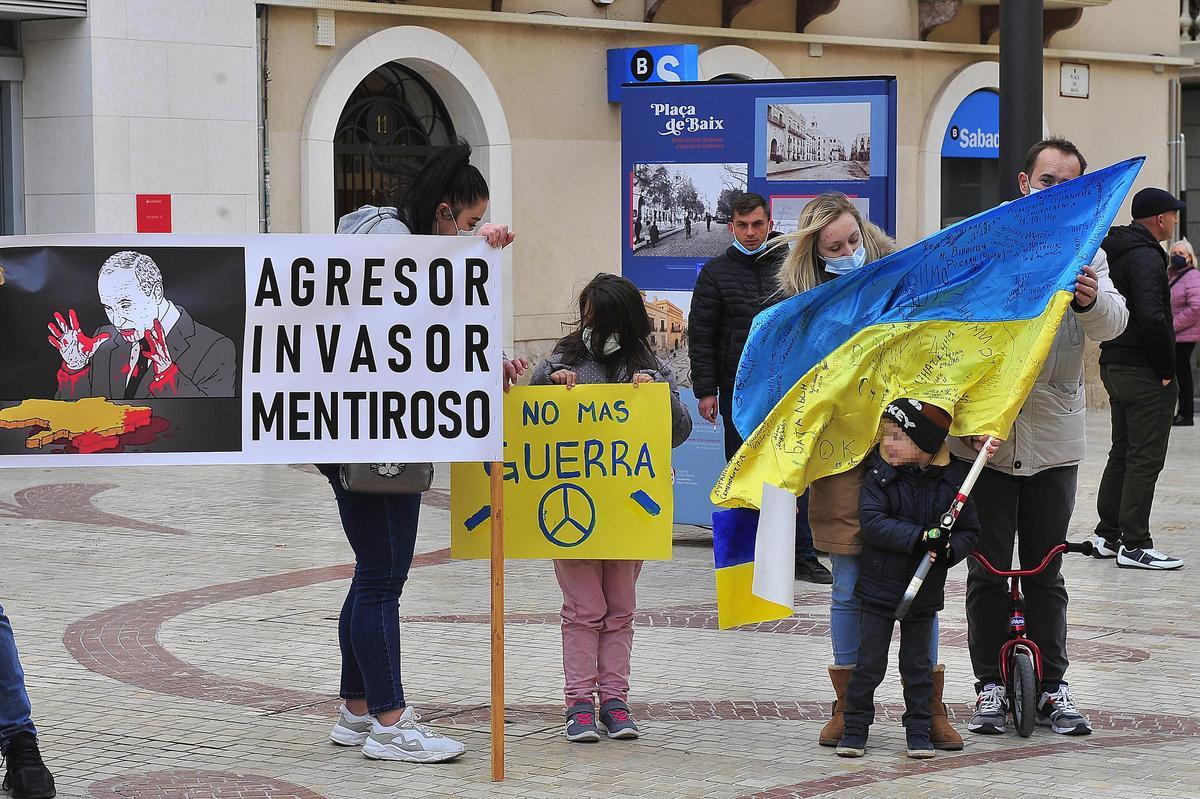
47, 309, 110, 372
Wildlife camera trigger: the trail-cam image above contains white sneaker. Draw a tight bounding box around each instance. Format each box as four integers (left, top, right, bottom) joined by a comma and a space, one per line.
1090, 535, 1119, 559
361, 707, 466, 763
1116, 546, 1183, 570
329, 705, 373, 746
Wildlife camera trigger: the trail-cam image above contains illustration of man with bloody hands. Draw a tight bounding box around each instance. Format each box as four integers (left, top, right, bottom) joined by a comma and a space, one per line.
48, 250, 237, 399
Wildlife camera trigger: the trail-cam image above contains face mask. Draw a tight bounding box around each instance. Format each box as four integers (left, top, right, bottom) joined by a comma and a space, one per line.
1172, 254, 1190, 269
732, 237, 769, 257
582, 327, 620, 357
821, 244, 867, 276
1026, 184, 1041, 195
442, 206, 476, 236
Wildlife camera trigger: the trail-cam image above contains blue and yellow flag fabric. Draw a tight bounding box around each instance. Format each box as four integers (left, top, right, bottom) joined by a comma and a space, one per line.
711, 506, 793, 629
711, 157, 1142, 513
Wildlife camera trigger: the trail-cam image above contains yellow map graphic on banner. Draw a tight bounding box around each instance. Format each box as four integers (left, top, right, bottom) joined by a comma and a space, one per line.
451, 383, 673, 560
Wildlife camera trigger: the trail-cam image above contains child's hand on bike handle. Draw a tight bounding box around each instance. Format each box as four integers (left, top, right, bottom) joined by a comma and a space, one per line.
920, 528, 952, 561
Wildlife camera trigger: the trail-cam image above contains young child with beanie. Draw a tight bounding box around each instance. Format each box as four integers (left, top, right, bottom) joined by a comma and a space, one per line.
836, 398, 981, 759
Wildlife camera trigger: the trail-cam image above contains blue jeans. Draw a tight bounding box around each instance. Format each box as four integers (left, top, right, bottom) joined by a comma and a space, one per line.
319, 466, 422, 715
0, 603, 36, 752
829, 554, 940, 666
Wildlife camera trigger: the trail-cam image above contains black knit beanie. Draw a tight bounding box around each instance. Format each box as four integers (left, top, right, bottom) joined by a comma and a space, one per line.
883, 398, 951, 455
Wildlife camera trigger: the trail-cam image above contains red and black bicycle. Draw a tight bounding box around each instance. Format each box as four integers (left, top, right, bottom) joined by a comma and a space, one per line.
968, 540, 1095, 737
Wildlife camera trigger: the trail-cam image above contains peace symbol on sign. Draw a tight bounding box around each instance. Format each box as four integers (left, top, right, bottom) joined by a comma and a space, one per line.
538, 482, 596, 548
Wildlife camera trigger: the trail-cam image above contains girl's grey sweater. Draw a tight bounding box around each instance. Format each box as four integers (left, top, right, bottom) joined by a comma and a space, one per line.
529, 351, 693, 448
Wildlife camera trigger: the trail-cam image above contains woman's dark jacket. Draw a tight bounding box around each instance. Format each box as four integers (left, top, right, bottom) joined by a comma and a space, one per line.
855, 447, 981, 617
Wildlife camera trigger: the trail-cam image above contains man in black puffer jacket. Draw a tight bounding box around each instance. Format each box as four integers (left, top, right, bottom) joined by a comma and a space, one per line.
688, 192, 832, 584
837, 399, 979, 760
1094, 187, 1185, 571
689, 192, 783, 456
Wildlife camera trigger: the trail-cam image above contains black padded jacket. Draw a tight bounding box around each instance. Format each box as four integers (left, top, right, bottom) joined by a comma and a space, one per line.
687, 232, 786, 399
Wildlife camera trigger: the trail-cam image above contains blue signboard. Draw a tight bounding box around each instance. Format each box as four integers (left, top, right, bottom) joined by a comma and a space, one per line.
607, 45, 699, 103
619, 77, 898, 524
942, 89, 999, 159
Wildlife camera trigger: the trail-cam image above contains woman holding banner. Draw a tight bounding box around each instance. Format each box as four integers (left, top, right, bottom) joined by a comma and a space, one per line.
319, 142, 526, 764
769, 193, 962, 751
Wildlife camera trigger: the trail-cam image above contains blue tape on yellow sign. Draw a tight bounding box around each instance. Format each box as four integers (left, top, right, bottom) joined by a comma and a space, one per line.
450, 384, 674, 560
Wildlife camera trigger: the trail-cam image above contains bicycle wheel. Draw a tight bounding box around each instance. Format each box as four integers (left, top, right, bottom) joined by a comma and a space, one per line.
1009, 651, 1037, 738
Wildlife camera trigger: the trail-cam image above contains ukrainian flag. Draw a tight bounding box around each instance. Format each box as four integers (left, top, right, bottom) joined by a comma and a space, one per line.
710, 157, 1142, 626
713, 157, 1142, 512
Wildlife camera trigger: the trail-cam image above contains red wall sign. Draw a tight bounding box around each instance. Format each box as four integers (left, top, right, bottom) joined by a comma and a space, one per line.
136, 194, 172, 233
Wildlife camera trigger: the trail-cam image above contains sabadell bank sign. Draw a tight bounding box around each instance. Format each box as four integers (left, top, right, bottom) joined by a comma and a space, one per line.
941, 89, 999, 159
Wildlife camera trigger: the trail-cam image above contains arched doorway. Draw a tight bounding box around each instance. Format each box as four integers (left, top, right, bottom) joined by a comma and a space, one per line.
334, 63, 457, 223
918, 62, 1048, 237
301, 26, 512, 342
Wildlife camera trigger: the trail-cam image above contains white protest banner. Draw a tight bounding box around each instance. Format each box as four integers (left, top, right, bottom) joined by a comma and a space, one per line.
0, 234, 503, 466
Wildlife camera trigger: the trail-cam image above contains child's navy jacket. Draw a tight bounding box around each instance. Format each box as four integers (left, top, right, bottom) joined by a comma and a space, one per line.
855, 446, 981, 617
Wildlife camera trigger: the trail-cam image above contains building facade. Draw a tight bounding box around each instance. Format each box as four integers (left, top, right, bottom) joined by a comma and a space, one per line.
645, 296, 686, 355
3, 0, 1190, 368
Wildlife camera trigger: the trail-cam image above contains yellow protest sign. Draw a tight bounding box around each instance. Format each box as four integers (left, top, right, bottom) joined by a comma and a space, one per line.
451, 383, 673, 560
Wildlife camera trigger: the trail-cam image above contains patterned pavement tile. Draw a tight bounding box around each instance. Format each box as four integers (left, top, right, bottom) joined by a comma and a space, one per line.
0, 411, 1197, 798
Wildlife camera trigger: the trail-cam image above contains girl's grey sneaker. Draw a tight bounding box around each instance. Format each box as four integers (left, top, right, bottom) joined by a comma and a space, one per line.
565, 701, 601, 742
598, 698, 640, 739
361, 707, 466, 763
906, 728, 936, 759
835, 730, 868, 757
329, 704, 374, 746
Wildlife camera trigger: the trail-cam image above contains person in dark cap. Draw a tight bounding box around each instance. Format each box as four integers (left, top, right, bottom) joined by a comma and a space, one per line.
835, 399, 980, 760
1092, 187, 1185, 571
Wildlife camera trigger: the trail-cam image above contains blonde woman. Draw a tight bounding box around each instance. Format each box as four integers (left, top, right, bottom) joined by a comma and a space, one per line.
1169, 238, 1200, 425
773, 192, 894, 297
770, 194, 963, 751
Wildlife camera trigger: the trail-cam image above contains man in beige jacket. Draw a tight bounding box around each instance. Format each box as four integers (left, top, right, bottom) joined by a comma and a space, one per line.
952, 138, 1128, 738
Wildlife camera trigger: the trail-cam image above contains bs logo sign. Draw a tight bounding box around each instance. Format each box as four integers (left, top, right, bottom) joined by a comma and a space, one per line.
630, 49, 685, 83
607, 45, 698, 103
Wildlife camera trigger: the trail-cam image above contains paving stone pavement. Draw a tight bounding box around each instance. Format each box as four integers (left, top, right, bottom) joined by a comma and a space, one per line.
0, 411, 1197, 798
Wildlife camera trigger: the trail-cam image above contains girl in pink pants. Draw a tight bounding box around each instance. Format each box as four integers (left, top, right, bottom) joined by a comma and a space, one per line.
528, 274, 693, 742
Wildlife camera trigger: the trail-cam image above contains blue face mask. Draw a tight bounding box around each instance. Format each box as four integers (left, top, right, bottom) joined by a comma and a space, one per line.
821, 244, 867, 275
733, 237, 769, 257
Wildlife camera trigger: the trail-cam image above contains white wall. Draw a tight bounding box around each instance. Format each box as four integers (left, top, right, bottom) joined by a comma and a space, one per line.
20, 0, 259, 234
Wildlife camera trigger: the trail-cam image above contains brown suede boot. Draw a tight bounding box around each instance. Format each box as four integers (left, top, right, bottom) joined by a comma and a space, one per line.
930, 664, 963, 750
819, 664, 854, 746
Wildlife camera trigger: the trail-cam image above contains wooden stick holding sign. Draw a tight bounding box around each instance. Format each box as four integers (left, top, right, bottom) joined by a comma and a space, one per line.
489, 461, 505, 781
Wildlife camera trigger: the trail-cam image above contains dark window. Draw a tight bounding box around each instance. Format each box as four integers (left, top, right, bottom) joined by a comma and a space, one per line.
940, 157, 999, 229
0, 22, 17, 53
334, 63, 456, 226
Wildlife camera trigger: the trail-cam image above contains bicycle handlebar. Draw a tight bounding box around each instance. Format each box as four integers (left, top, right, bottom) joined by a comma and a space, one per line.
969, 540, 1093, 577
1064, 540, 1095, 557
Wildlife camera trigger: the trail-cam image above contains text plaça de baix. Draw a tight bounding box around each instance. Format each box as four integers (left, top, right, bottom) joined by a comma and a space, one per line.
249, 256, 493, 442
497, 398, 656, 483
652, 103, 725, 136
